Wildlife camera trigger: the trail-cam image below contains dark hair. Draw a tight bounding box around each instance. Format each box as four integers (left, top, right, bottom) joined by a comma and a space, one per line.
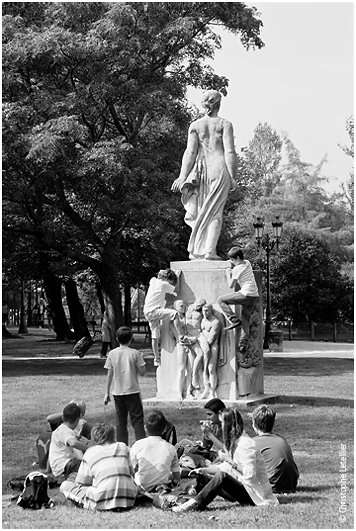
204, 398, 226, 414
145, 410, 166, 436
227, 247, 244, 260
91, 423, 116, 445
252, 405, 276, 433
157, 269, 177, 285
62, 403, 81, 424
116, 326, 132, 345
221, 407, 244, 456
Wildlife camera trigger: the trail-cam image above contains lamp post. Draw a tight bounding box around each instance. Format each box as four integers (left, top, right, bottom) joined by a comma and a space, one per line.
253, 216, 283, 350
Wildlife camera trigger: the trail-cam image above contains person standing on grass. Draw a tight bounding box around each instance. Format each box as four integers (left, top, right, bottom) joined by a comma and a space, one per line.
252, 404, 299, 493
104, 326, 146, 445
143, 268, 184, 366
60, 423, 138, 511
100, 311, 112, 359
172, 407, 278, 512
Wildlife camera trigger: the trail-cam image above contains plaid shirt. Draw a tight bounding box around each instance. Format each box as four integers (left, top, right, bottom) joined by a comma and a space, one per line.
76, 442, 137, 510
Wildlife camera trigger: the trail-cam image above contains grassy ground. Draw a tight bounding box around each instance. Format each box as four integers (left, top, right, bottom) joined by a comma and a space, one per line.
2, 334, 354, 529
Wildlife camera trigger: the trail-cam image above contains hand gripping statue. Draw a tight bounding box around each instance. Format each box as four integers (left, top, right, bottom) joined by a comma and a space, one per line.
171, 90, 238, 260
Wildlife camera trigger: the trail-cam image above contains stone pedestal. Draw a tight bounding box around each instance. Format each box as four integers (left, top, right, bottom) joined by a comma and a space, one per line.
155, 260, 264, 401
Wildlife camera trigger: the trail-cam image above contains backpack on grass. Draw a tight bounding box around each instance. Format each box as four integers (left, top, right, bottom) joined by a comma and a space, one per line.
73, 336, 94, 358
17, 472, 54, 510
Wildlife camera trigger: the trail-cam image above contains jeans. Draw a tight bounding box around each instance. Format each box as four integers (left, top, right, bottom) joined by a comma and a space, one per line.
113, 393, 146, 445
195, 471, 255, 508
217, 292, 259, 347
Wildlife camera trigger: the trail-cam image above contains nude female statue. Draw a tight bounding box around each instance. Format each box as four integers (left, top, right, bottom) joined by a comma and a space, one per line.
171, 90, 238, 260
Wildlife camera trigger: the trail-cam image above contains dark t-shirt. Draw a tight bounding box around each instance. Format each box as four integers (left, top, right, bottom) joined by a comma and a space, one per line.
253, 433, 299, 493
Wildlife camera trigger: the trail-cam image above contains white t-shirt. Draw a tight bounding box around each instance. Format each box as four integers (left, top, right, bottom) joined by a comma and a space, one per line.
104, 346, 145, 395
130, 436, 180, 491
231, 260, 259, 297
217, 432, 278, 506
143, 278, 176, 314
48, 423, 76, 476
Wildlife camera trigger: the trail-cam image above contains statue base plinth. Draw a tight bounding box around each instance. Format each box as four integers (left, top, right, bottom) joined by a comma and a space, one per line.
155, 260, 264, 401
143, 394, 279, 409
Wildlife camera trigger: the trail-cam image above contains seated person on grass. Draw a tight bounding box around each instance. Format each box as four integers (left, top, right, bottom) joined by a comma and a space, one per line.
48, 403, 90, 480
200, 398, 226, 459
130, 410, 180, 493
60, 423, 138, 511
251, 404, 299, 493
172, 407, 278, 513
46, 398, 92, 442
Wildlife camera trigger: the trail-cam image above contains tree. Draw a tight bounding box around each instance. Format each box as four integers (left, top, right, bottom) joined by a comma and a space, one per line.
338, 115, 354, 213
2, 2, 264, 343
270, 224, 353, 323
242, 122, 283, 198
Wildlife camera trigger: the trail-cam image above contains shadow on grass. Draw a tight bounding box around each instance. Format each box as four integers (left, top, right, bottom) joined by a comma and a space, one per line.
2, 358, 158, 378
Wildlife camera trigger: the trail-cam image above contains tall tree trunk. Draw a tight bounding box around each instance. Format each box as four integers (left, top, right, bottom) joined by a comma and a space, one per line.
64, 279, 91, 341
124, 284, 132, 327
43, 274, 75, 341
96, 282, 105, 314
18, 281, 28, 334
99, 266, 124, 348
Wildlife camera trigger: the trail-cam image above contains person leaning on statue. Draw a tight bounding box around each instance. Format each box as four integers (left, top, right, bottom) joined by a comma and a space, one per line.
171, 89, 238, 260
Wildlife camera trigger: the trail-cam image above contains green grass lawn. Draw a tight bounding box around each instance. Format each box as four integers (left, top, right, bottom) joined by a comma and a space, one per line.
2, 335, 354, 529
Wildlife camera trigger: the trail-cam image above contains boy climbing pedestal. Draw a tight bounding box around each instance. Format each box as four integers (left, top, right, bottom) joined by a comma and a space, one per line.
217, 247, 259, 354
143, 268, 184, 366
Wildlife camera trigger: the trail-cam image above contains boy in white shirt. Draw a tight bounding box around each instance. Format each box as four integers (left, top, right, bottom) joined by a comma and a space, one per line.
130, 410, 180, 492
143, 268, 184, 366
48, 403, 89, 479
217, 247, 259, 353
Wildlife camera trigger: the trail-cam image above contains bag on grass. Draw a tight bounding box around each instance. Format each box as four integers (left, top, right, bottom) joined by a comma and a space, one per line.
17, 472, 54, 510
73, 336, 94, 358
151, 486, 187, 511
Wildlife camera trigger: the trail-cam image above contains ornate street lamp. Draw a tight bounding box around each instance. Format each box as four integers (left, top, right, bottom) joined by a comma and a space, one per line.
253, 216, 283, 349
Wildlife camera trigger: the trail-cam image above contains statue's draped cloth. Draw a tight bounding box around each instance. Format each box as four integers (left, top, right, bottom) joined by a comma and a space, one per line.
180, 119, 231, 258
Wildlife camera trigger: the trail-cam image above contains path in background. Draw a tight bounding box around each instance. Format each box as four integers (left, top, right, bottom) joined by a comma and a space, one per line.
2, 326, 354, 360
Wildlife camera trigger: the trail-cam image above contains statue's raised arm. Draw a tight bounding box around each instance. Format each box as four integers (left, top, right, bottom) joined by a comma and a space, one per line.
172, 90, 238, 260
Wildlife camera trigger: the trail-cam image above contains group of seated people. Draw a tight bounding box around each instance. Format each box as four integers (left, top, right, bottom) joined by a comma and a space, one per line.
45, 397, 299, 512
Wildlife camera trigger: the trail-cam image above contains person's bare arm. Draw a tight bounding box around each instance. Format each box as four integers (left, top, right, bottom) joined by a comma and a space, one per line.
226, 267, 236, 289
137, 364, 146, 377
67, 437, 88, 453
104, 369, 113, 405
223, 121, 238, 191
203, 429, 224, 451
171, 125, 199, 191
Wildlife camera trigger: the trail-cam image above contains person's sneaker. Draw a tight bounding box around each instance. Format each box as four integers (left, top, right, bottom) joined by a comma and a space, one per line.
154, 358, 161, 366
224, 319, 242, 331
172, 498, 199, 513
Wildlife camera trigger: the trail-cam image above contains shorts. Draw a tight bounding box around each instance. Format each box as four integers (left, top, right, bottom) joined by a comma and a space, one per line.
144, 308, 177, 340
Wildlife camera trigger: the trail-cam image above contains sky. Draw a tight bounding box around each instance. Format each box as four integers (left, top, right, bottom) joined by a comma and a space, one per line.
187, 1, 354, 194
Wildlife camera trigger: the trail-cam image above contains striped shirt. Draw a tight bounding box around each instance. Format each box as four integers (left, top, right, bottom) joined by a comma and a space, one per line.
76, 442, 138, 510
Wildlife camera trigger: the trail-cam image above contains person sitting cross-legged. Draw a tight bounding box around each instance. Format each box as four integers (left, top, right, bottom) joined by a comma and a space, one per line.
60, 423, 138, 511
172, 407, 278, 512
130, 410, 180, 493
252, 404, 299, 493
